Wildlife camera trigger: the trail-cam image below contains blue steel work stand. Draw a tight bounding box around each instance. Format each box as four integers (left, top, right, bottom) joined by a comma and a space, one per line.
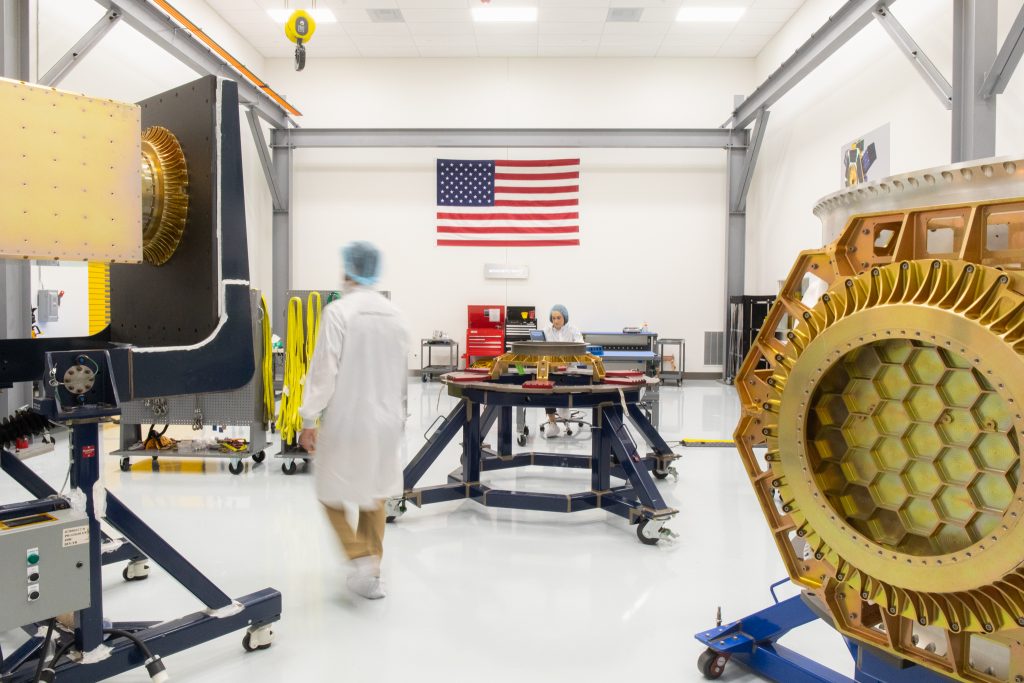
392, 376, 680, 544
694, 586, 955, 683
0, 354, 281, 682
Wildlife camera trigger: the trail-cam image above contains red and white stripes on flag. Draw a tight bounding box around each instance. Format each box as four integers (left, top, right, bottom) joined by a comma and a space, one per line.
436, 158, 580, 247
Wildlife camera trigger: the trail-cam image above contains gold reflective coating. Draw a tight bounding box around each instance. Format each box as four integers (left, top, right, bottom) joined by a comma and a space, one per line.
735, 196, 1024, 682
140, 126, 189, 266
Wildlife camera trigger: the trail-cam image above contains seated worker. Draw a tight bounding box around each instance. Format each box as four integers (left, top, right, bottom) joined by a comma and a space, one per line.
541, 304, 583, 437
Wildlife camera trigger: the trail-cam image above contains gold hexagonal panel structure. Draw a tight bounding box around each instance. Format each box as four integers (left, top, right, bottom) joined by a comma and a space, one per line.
735, 157, 1024, 682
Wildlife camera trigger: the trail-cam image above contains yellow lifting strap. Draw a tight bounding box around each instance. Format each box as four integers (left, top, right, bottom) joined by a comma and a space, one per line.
259, 294, 275, 425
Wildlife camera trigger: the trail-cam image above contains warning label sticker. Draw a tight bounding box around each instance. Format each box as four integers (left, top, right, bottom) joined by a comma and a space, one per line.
62, 525, 89, 547
82, 445, 96, 459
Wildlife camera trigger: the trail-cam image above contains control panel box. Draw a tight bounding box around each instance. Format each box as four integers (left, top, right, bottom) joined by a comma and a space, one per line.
0, 508, 91, 632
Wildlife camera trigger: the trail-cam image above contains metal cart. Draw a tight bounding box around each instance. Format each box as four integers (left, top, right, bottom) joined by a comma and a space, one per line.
110, 291, 271, 475
657, 338, 685, 386
420, 338, 459, 382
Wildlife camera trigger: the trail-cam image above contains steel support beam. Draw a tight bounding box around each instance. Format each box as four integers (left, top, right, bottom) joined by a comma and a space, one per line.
874, 5, 952, 109
38, 8, 121, 87
979, 1, 1024, 99
92, 0, 294, 129
0, 0, 33, 417
952, 0, 997, 162
270, 127, 744, 149
726, 0, 890, 129
723, 110, 751, 382
733, 108, 768, 214
271, 144, 292, 336
245, 107, 284, 212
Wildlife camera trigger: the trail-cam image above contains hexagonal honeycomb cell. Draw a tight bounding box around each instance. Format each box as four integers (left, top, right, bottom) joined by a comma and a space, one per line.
806, 338, 1021, 556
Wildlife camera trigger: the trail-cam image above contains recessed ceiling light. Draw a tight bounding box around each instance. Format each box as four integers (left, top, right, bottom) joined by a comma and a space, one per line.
266, 8, 338, 23
676, 6, 745, 22
607, 8, 643, 22
367, 8, 405, 22
471, 6, 537, 22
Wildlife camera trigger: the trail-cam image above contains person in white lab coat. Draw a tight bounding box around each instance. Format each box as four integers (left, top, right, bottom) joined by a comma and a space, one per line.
541, 304, 584, 437
298, 241, 409, 600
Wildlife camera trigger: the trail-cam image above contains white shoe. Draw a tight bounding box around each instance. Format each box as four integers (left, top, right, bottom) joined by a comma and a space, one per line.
347, 556, 385, 599
542, 421, 561, 439
347, 573, 386, 599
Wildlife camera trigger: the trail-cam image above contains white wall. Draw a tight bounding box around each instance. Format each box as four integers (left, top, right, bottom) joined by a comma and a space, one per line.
266, 57, 756, 371
25, 0, 275, 335
745, 0, 1024, 294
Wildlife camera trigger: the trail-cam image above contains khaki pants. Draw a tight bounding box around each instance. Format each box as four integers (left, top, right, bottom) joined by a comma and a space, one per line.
323, 501, 386, 561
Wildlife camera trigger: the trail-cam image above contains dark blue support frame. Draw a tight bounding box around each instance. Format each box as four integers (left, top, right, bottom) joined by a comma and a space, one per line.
399, 383, 678, 533
695, 593, 957, 683
1, 421, 282, 683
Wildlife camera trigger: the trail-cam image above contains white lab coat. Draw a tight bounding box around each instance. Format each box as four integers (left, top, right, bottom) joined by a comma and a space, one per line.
299, 285, 410, 509
542, 323, 584, 343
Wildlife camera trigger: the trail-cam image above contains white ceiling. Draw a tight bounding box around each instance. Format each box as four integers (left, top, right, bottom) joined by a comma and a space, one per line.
208, 0, 805, 58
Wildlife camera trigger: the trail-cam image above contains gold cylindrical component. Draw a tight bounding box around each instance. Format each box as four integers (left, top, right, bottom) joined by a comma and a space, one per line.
140, 126, 188, 266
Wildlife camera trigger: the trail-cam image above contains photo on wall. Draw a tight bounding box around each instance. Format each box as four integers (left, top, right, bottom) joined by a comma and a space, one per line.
840, 123, 890, 187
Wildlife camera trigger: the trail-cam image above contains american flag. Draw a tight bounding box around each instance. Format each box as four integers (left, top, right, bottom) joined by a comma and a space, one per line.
436, 158, 580, 247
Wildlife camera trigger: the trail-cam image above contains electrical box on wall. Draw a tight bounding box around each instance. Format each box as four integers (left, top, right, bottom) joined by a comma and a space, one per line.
37, 290, 60, 323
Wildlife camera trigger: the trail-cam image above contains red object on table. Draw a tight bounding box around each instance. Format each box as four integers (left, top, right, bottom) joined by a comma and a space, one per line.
15, 437, 29, 450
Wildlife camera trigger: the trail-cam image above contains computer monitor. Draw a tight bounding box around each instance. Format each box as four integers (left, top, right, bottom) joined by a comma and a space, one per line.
530, 330, 546, 341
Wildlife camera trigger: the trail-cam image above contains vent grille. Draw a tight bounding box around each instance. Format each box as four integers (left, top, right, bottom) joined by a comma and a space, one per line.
367, 8, 404, 22
704, 331, 724, 365
607, 7, 643, 21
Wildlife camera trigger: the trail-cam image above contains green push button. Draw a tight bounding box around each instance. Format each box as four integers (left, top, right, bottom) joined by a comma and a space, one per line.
27, 552, 39, 565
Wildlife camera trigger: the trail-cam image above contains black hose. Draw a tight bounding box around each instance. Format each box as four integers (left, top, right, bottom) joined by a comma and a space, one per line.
102, 628, 154, 660
46, 640, 75, 672
31, 619, 56, 683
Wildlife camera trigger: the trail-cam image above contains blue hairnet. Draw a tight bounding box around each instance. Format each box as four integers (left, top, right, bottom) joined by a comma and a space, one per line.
342, 241, 381, 286
550, 304, 569, 324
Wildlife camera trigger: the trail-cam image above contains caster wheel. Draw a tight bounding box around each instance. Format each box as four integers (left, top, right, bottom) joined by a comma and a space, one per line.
578, 422, 584, 428
119, 457, 131, 472
421, 375, 428, 383
385, 497, 406, 524
636, 519, 661, 546
698, 649, 727, 679
252, 450, 266, 464
566, 429, 573, 436
282, 460, 297, 475
539, 424, 545, 433
517, 434, 527, 446
243, 625, 274, 652
653, 470, 669, 480
523, 425, 530, 435
122, 560, 150, 582
228, 460, 244, 475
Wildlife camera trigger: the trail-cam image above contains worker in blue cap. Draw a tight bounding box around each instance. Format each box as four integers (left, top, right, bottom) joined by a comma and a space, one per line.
541, 304, 584, 437
299, 241, 410, 600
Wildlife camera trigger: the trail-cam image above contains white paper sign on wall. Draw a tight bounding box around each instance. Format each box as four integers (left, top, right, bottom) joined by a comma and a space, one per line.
484, 263, 530, 280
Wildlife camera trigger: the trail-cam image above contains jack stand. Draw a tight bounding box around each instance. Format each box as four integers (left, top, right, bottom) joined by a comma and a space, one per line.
695, 588, 957, 683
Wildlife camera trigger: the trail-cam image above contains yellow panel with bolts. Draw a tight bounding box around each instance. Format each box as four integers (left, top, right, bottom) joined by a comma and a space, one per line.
87, 262, 110, 335
0, 77, 142, 263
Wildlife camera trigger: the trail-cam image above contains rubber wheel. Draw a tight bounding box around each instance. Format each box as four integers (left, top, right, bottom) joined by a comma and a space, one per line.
636, 519, 660, 546
229, 460, 244, 475
122, 566, 148, 582
119, 457, 131, 472
252, 450, 266, 464
421, 375, 428, 383
242, 633, 271, 653
282, 460, 297, 475
653, 470, 669, 480
539, 424, 545, 433
386, 516, 397, 523
566, 429, 573, 436
698, 649, 725, 679
517, 434, 527, 446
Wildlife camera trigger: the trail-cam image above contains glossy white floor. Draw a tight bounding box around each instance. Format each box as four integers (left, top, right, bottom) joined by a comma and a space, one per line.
0, 380, 857, 682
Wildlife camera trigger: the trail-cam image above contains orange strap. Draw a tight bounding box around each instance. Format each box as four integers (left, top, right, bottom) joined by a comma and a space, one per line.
152, 0, 301, 118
